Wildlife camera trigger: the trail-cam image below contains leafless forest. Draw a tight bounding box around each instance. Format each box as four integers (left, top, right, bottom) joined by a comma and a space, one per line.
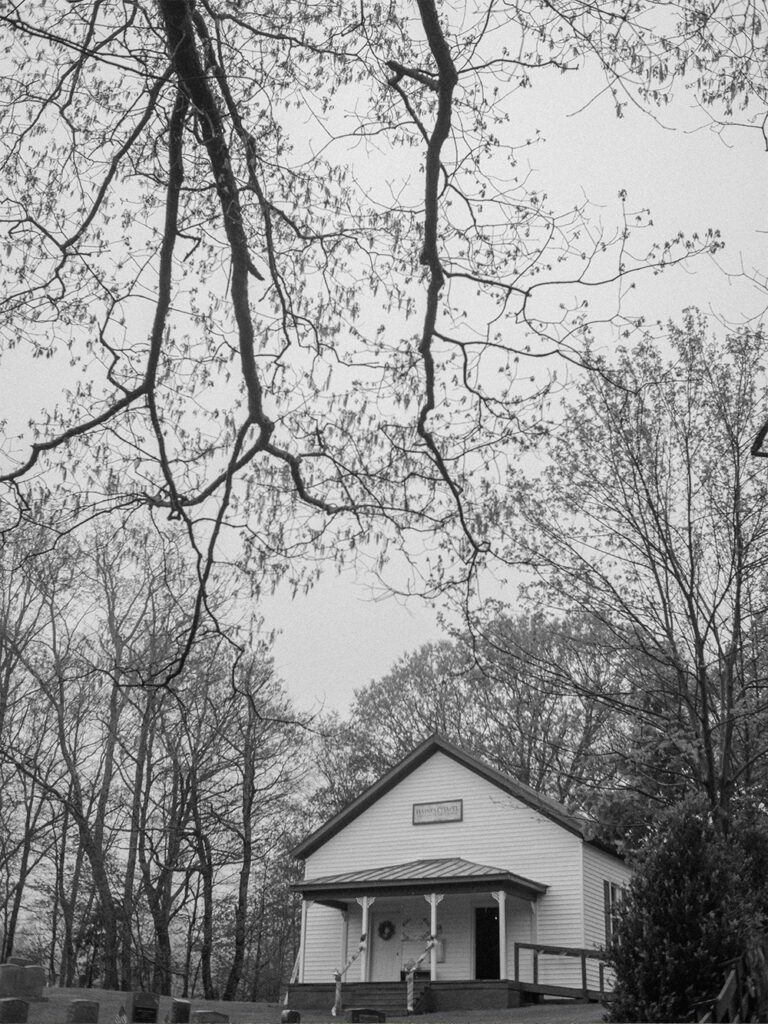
1, 0, 768, 1008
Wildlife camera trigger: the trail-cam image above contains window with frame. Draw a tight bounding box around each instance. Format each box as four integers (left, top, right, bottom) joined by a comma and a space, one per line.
603, 880, 624, 943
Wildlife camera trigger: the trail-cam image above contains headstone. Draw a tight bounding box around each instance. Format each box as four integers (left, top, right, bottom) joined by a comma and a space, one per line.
131, 992, 159, 1024
19, 966, 45, 1000
170, 1000, 191, 1024
6, 961, 31, 969
0, 967, 22, 999
281, 1011, 301, 1023
67, 1000, 100, 1023
0, 999, 28, 1024
190, 1013, 229, 1024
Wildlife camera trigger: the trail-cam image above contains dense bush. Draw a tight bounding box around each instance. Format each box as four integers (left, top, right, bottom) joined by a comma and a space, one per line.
605, 798, 768, 1022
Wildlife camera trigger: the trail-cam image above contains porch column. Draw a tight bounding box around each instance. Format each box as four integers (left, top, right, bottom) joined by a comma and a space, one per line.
340, 908, 349, 969
356, 895, 375, 982
492, 890, 508, 980
299, 899, 313, 983
424, 893, 444, 981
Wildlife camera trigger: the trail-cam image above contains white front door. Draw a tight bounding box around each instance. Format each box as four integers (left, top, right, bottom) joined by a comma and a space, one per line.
370, 913, 401, 981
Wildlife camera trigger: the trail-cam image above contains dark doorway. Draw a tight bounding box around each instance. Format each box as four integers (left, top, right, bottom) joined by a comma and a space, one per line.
474, 906, 500, 979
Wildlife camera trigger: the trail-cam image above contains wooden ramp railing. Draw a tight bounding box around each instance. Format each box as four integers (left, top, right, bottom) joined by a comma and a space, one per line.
513, 942, 608, 1002
697, 958, 758, 1023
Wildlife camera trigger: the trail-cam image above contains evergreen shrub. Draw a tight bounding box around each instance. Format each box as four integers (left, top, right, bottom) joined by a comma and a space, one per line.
605, 798, 765, 1022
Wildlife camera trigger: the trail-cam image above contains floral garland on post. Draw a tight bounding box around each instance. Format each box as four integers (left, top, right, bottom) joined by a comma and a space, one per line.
405, 938, 436, 1014
331, 934, 367, 1017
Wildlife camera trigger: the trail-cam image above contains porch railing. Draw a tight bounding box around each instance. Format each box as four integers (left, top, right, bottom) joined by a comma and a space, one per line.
331, 936, 367, 1016
513, 941, 608, 1001
404, 939, 435, 1013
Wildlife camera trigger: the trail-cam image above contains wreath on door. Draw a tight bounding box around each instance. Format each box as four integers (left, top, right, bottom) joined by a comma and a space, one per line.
378, 920, 396, 941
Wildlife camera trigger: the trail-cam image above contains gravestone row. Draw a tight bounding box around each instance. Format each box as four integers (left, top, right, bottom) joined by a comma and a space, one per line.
116, 996, 230, 1024
119, 995, 231, 1023
0, 994, 232, 1024
0, 958, 47, 1021
0, 962, 47, 1000
0, 999, 230, 1024
0, 973, 234, 1024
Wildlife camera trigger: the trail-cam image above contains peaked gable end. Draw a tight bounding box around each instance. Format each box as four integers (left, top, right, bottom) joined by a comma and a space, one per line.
293, 734, 614, 861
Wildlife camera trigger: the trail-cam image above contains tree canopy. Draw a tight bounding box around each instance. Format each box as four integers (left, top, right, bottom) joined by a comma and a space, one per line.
0, 0, 717, 627
314, 610, 621, 818
0, 518, 306, 994
508, 313, 768, 831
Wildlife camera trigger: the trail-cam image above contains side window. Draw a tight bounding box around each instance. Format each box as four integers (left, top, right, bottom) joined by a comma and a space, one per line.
603, 880, 623, 943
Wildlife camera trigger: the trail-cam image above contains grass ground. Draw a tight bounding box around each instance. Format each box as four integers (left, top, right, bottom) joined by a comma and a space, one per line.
18, 988, 607, 1024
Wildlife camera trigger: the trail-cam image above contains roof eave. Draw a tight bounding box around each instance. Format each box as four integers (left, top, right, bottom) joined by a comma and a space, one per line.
292, 875, 548, 901
586, 835, 625, 860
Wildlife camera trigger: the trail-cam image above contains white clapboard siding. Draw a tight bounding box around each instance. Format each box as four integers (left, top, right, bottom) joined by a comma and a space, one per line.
307, 751, 579, 878
303, 902, 344, 983
305, 749, 588, 986
583, 843, 633, 947
414, 894, 469, 981
507, 895, 534, 981
582, 843, 633, 988
299, 746, 631, 989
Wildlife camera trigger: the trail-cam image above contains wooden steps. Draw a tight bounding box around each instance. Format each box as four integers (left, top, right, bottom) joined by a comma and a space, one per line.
343, 982, 422, 1013
285, 980, 429, 1015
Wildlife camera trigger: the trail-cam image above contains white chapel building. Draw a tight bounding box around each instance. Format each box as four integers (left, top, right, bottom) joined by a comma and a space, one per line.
287, 734, 630, 1012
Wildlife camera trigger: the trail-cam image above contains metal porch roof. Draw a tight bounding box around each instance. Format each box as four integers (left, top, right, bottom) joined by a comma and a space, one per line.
293, 856, 547, 902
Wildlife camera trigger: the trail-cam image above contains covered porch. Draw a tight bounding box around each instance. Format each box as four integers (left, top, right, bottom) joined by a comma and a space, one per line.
289, 857, 548, 1010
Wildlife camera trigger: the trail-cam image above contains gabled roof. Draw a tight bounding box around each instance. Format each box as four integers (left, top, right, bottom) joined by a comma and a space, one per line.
292, 856, 547, 902
292, 733, 621, 860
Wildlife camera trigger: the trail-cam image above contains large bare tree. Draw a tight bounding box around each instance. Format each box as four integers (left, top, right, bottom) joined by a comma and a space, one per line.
0, 0, 710, 634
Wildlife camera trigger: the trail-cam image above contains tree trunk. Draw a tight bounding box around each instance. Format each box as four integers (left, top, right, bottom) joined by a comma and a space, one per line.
223, 726, 255, 1000
190, 769, 216, 1000
182, 876, 200, 999
121, 693, 154, 990
58, 819, 85, 988
3, 779, 44, 960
